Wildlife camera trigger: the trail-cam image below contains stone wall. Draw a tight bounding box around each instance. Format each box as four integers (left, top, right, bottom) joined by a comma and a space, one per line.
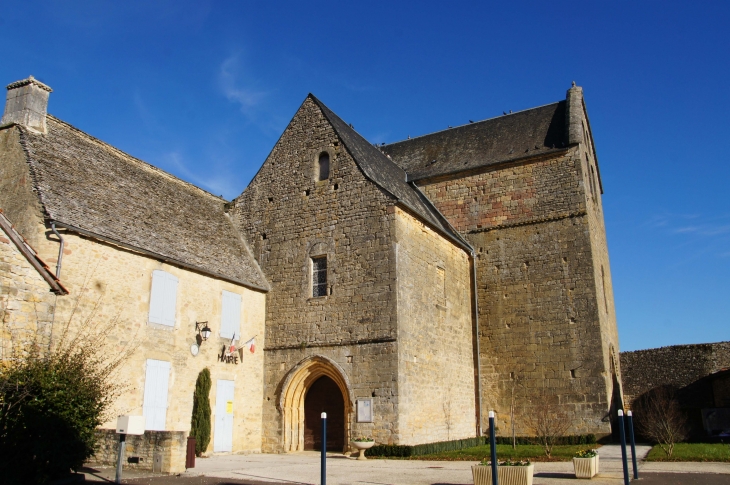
620, 341, 730, 408
395, 207, 476, 444
231, 97, 402, 451
0, 127, 47, 249
418, 143, 616, 437
0, 225, 57, 360
0, 216, 267, 469
45, 231, 267, 459
91, 429, 187, 473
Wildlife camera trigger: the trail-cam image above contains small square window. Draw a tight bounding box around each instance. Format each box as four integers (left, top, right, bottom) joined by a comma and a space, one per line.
312, 256, 327, 297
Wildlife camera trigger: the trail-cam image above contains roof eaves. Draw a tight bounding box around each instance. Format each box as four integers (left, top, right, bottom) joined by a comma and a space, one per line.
408, 182, 474, 253
406, 147, 571, 183
51, 220, 270, 293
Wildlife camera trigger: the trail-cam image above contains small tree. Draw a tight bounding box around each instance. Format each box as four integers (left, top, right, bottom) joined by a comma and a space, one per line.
190, 368, 212, 456
634, 386, 687, 457
524, 390, 572, 458
0, 288, 133, 484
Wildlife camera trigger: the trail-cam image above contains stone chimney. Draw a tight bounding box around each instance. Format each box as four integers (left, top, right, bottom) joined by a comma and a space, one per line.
565, 81, 584, 146
1, 75, 52, 134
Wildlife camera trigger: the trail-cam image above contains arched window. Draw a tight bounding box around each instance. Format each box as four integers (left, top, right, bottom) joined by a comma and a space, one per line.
317, 152, 330, 181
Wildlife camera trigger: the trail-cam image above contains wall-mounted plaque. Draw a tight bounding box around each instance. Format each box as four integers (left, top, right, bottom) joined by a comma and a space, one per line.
357, 398, 373, 423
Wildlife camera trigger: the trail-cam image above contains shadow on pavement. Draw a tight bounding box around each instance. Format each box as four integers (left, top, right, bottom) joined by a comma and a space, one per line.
534, 472, 577, 479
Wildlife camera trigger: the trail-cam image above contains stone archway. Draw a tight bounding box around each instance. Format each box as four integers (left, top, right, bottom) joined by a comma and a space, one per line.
279, 355, 353, 452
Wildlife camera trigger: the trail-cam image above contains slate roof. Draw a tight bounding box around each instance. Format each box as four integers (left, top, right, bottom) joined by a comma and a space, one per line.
382, 101, 568, 181
15, 116, 268, 291
310, 95, 470, 250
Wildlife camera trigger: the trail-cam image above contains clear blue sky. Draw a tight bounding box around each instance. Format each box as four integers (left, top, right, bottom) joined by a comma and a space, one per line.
2, 1, 728, 352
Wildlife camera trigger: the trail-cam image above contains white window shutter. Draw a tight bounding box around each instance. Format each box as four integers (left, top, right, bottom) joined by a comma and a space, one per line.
148, 270, 165, 324
162, 272, 178, 327
220, 291, 242, 339
143, 359, 170, 431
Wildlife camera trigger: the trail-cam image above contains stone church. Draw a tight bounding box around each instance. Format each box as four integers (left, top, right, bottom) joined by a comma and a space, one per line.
0, 75, 620, 468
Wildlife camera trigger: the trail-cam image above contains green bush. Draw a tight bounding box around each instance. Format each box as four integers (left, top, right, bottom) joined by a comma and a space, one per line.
190, 368, 212, 455
0, 293, 130, 484
494, 434, 596, 446
365, 434, 596, 458
0, 347, 124, 483
366, 444, 413, 457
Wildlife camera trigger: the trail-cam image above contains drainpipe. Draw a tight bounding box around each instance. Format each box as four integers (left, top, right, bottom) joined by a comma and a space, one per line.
50, 222, 64, 279
470, 250, 483, 436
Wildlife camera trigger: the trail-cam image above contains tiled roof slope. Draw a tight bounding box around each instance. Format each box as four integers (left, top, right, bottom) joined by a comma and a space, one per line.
382, 101, 568, 181
310, 95, 469, 249
17, 116, 268, 290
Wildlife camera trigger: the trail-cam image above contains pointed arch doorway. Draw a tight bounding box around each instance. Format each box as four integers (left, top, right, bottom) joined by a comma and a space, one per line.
304, 376, 345, 450
279, 356, 352, 452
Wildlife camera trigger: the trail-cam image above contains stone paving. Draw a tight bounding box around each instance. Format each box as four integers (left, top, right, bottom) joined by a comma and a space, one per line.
85, 445, 730, 485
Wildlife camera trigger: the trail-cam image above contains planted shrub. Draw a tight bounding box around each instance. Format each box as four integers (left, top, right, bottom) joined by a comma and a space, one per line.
0, 297, 131, 484
190, 368, 212, 455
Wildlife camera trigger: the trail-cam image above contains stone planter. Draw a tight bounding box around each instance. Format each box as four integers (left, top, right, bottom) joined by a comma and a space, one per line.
472, 464, 534, 485
573, 455, 599, 478
350, 440, 375, 460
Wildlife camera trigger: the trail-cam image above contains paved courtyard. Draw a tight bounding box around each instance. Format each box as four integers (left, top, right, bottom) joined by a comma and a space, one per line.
84, 444, 730, 485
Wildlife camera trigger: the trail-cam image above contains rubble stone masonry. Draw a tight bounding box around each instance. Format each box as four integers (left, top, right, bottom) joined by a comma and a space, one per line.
231, 98, 476, 450
232, 97, 402, 451
419, 139, 618, 436
0, 225, 57, 359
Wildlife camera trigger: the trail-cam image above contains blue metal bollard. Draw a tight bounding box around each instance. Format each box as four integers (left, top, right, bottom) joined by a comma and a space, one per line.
321, 412, 327, 485
489, 410, 499, 485
627, 411, 638, 479
618, 410, 630, 485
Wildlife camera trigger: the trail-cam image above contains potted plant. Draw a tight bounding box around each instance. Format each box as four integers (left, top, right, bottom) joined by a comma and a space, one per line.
573, 449, 599, 478
350, 437, 375, 460
472, 458, 534, 485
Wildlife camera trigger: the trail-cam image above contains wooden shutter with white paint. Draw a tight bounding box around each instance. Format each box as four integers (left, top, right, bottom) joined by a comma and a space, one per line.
148, 270, 178, 326
220, 291, 241, 339
143, 359, 171, 431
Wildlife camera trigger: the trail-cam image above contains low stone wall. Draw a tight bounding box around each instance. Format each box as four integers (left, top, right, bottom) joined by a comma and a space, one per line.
90, 429, 187, 473
620, 341, 730, 407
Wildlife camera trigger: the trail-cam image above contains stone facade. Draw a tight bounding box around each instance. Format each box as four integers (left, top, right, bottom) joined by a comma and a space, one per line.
394, 207, 476, 443
414, 89, 620, 436
231, 97, 477, 450
0, 76, 269, 473
0, 215, 61, 360
1, 75, 623, 466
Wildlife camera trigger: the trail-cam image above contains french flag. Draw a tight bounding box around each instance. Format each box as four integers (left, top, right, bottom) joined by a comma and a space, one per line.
243, 337, 256, 354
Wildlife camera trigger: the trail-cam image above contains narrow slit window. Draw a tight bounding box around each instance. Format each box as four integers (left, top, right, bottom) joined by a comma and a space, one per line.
318, 152, 330, 181
436, 266, 446, 306
312, 256, 327, 297
590, 164, 598, 201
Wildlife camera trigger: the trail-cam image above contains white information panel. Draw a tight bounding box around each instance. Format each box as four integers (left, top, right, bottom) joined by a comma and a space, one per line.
357, 398, 373, 423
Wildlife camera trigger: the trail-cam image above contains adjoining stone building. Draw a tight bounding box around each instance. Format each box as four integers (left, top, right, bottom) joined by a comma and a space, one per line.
0, 75, 621, 466
0, 77, 268, 472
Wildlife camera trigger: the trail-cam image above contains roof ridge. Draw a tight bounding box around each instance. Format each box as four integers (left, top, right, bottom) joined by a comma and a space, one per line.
44, 114, 230, 202
307, 94, 408, 180
307, 94, 465, 247
385, 101, 562, 147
